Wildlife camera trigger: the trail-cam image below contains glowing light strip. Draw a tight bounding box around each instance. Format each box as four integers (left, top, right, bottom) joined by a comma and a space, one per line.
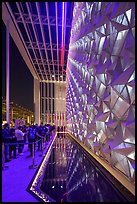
63, 2, 67, 81
45, 2, 55, 81
61, 2, 65, 78
55, 2, 60, 82
62, 2, 65, 47
30, 132, 57, 201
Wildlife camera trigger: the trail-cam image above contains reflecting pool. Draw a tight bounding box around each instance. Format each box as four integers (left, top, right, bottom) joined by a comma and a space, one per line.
40, 133, 133, 202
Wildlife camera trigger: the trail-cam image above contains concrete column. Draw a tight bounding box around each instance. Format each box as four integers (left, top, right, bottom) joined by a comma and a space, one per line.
11, 107, 13, 122
29, 115, 31, 124
6, 22, 10, 124
47, 83, 49, 123
40, 82, 42, 122
27, 115, 30, 124
22, 112, 24, 120
43, 82, 46, 123
51, 83, 53, 124
34, 78, 40, 125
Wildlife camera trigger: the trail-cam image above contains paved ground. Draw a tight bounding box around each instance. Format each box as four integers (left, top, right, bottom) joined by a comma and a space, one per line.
2, 133, 55, 202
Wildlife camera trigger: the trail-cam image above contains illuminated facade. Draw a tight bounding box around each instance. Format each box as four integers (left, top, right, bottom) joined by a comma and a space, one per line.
40, 81, 66, 126
2, 98, 34, 125
66, 2, 135, 183
2, 2, 73, 125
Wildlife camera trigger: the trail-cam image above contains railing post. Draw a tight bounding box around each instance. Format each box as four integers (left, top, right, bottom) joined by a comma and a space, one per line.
29, 141, 38, 169
39, 138, 44, 157
44, 136, 46, 149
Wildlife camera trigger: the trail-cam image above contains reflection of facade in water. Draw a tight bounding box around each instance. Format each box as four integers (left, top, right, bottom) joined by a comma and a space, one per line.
66, 140, 121, 202
40, 134, 133, 202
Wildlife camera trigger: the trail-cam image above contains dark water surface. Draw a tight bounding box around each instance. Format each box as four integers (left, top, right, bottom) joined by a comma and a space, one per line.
40, 133, 133, 202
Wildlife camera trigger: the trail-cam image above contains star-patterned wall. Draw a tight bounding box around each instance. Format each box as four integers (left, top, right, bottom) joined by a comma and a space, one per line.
66, 2, 135, 182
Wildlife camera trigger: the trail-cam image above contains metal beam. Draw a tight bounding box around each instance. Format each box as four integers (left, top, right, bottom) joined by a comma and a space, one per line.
36, 2, 52, 81
14, 13, 72, 27
26, 2, 48, 81
33, 59, 67, 66
2, 2, 39, 80
46, 2, 55, 81
16, 2, 44, 80
55, 3, 59, 82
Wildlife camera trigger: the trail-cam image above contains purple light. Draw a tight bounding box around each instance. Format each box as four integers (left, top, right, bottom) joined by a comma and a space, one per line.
61, 2, 65, 67
62, 2, 65, 47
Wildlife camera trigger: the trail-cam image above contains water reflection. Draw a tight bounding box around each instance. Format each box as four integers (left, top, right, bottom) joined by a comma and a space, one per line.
40, 133, 128, 202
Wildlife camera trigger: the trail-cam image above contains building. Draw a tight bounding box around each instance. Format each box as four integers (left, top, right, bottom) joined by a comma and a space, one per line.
2, 97, 34, 126
2, 2, 135, 202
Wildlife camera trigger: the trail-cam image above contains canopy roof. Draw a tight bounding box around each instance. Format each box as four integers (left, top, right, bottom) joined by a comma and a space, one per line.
2, 2, 74, 82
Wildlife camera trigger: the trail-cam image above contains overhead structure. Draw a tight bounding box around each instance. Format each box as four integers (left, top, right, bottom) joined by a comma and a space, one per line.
2, 2, 74, 125
2, 2, 74, 82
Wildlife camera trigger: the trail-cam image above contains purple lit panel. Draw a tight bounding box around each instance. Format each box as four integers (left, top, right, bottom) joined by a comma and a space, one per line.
66, 2, 135, 183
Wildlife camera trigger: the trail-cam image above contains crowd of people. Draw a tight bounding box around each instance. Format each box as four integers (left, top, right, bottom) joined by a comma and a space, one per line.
2, 122, 55, 163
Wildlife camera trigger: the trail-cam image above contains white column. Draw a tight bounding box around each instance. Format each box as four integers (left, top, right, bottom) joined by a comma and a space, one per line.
40, 82, 42, 122
47, 82, 49, 123
29, 115, 31, 124
34, 78, 40, 125
43, 82, 46, 123
6, 22, 10, 124
11, 107, 13, 122
51, 83, 53, 124
27, 115, 30, 124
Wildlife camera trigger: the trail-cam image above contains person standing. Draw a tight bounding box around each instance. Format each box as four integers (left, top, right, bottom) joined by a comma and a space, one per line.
36, 122, 45, 151
45, 124, 50, 142
28, 125, 36, 156
15, 126, 24, 155
22, 125, 27, 143
9, 128, 17, 159
2, 123, 11, 162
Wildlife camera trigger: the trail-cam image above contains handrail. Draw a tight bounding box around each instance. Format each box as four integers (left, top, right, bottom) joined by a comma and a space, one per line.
2, 130, 56, 171
29, 141, 38, 169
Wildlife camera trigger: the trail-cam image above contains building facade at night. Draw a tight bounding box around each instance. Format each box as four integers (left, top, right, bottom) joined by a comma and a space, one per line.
66, 1, 135, 184
2, 2, 135, 202
2, 97, 34, 125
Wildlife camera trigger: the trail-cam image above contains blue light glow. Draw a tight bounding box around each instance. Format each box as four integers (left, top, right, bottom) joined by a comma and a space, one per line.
62, 2, 65, 47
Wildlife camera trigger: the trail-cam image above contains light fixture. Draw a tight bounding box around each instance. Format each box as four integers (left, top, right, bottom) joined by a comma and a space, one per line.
61, 2, 66, 68
62, 2, 65, 48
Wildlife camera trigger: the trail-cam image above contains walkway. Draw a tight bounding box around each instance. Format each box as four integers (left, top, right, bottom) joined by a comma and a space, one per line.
2, 133, 55, 202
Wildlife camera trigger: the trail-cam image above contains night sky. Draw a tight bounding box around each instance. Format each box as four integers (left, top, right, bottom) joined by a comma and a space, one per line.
2, 21, 34, 111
